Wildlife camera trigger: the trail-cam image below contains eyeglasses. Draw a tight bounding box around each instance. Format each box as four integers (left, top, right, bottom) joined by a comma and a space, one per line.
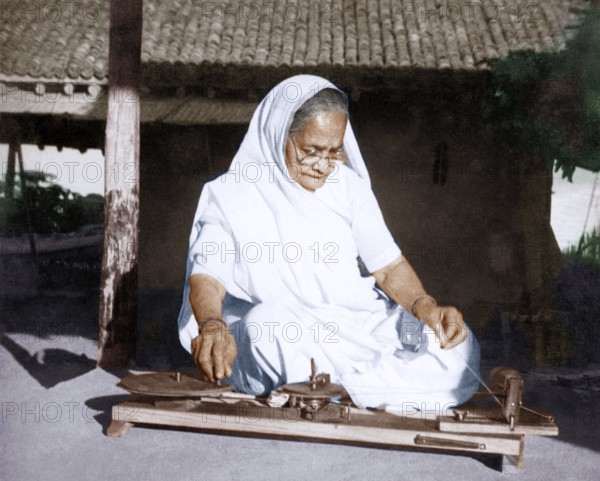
290, 137, 348, 168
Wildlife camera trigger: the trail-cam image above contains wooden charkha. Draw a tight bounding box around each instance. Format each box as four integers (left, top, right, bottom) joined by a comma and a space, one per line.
108, 364, 558, 473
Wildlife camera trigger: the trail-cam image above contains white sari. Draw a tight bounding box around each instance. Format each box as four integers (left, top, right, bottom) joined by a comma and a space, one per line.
177, 75, 480, 410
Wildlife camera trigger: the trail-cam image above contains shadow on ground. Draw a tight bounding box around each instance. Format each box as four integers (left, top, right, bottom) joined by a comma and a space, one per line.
85, 394, 132, 433
0, 332, 96, 388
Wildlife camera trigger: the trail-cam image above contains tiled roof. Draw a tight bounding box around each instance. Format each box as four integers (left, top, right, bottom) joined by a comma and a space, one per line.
0, 0, 587, 84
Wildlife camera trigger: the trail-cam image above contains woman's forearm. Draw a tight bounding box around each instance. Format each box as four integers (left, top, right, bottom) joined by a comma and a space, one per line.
188, 273, 236, 382
372, 255, 436, 319
188, 274, 227, 326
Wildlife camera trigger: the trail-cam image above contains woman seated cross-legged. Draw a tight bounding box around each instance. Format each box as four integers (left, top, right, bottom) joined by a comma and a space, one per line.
177, 74, 480, 411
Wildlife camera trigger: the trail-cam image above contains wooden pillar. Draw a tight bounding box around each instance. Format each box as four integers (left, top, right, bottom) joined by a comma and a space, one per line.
15, 144, 37, 256
5, 143, 16, 201
98, 0, 143, 368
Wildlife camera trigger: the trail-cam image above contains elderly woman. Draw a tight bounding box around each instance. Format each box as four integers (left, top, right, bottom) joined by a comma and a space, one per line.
178, 75, 480, 410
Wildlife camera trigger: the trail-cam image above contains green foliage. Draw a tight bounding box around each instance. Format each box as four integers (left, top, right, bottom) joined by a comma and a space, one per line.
563, 229, 600, 266
484, 8, 600, 180
0, 171, 103, 235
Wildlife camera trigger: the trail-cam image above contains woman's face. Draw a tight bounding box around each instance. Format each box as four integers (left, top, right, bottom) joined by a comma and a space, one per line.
284, 110, 348, 192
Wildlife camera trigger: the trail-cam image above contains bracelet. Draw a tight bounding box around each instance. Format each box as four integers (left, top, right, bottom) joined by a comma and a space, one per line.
410, 295, 437, 317
199, 317, 228, 332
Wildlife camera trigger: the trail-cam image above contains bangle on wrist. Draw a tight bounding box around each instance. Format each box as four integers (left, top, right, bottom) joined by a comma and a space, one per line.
199, 317, 227, 332
410, 295, 437, 317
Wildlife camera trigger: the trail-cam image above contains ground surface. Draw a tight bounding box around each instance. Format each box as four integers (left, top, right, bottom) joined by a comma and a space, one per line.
1, 258, 600, 481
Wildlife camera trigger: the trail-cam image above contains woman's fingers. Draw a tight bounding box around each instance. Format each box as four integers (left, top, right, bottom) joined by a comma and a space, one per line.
198, 335, 216, 382
444, 321, 459, 348
440, 309, 467, 350
426, 306, 468, 350
212, 338, 225, 381
191, 328, 238, 382
191, 336, 203, 366
429, 307, 447, 349
223, 337, 238, 378
432, 319, 445, 349
191, 336, 210, 382
192, 319, 239, 383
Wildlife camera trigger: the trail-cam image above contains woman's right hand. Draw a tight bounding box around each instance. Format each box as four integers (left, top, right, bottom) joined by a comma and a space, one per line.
191, 319, 238, 383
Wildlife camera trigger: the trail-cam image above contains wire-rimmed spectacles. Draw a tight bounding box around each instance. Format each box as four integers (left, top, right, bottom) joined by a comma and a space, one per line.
290, 137, 348, 167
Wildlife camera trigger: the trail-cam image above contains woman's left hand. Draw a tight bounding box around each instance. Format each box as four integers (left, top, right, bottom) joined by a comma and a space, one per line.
416, 303, 468, 350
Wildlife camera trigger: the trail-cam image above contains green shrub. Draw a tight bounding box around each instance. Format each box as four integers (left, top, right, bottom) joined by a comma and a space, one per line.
484, 8, 600, 180
563, 230, 600, 265
0, 171, 103, 235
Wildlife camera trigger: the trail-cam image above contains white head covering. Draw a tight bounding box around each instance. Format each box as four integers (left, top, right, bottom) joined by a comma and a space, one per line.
231, 74, 370, 188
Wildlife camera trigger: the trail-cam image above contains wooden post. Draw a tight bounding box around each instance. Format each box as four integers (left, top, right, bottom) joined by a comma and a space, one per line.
5, 143, 15, 201
98, 0, 143, 368
15, 144, 37, 257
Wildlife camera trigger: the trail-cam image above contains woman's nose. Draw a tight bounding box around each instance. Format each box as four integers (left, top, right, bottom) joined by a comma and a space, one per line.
313, 157, 332, 174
